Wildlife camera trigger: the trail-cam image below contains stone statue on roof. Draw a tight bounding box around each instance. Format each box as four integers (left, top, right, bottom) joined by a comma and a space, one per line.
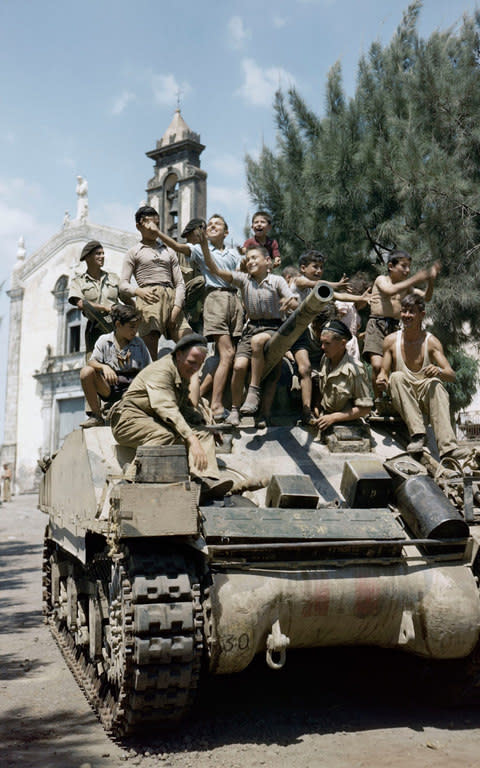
76, 176, 88, 222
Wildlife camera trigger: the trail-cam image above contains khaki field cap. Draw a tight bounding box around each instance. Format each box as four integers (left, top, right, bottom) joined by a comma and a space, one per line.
173, 333, 208, 354
80, 240, 103, 261
322, 319, 352, 340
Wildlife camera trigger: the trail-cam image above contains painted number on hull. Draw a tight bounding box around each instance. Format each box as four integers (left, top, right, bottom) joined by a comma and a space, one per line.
219, 633, 250, 652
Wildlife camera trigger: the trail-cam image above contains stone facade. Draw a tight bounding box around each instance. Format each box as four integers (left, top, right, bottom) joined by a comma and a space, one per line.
1, 111, 207, 493
3, 223, 137, 493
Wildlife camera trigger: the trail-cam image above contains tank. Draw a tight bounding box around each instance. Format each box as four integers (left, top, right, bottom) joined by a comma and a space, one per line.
40, 283, 480, 736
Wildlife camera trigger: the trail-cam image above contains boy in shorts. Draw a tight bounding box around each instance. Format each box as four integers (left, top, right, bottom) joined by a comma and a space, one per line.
243, 211, 281, 268
363, 250, 440, 397
119, 206, 191, 360
200, 235, 298, 425
291, 250, 353, 424
152, 214, 244, 421
79, 304, 151, 427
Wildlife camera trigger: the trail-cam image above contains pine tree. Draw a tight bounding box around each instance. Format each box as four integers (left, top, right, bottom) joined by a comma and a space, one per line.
246, 1, 480, 399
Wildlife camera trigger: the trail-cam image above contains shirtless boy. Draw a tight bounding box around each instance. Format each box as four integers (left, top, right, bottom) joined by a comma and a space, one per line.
376, 293, 467, 459
363, 250, 440, 396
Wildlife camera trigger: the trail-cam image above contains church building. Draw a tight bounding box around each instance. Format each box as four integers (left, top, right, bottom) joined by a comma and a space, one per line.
1, 111, 207, 493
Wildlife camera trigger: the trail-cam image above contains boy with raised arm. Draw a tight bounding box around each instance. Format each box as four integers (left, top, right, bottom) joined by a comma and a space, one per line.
151, 214, 244, 421
199, 232, 297, 424
363, 250, 440, 397
119, 206, 191, 360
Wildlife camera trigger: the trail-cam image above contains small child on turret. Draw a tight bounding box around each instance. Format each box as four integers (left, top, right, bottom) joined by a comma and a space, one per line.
243, 211, 281, 268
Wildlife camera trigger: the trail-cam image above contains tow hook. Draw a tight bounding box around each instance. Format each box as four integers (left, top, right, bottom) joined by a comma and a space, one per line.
266, 619, 290, 670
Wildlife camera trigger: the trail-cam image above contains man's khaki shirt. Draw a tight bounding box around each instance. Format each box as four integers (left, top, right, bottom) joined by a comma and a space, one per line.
318, 352, 373, 413
120, 354, 199, 440
68, 269, 120, 308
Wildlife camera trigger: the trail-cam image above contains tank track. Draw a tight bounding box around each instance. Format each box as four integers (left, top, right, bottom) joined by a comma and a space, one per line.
43, 533, 204, 736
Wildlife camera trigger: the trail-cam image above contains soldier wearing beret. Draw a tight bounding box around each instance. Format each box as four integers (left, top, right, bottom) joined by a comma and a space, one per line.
313, 319, 373, 432
68, 240, 125, 356
110, 334, 232, 500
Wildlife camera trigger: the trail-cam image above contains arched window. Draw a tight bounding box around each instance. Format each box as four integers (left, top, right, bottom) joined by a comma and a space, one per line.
53, 275, 69, 296
52, 274, 85, 355
163, 173, 179, 238
66, 308, 82, 353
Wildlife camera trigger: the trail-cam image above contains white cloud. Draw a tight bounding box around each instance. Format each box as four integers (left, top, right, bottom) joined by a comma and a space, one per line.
209, 184, 249, 210
151, 73, 191, 106
272, 16, 287, 28
210, 152, 244, 178
227, 16, 251, 49
112, 90, 136, 115
238, 59, 297, 106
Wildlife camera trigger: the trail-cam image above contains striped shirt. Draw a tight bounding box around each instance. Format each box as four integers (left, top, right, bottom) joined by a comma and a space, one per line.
231, 272, 293, 320
120, 242, 185, 307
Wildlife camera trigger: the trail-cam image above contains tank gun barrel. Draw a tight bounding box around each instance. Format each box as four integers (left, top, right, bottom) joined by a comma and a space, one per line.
262, 282, 334, 379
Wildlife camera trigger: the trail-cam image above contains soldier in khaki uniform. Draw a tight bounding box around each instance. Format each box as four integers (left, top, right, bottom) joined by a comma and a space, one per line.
314, 319, 373, 432
68, 240, 122, 355
110, 334, 232, 500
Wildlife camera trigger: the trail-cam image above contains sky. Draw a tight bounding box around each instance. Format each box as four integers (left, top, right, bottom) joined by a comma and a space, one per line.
0, 0, 478, 439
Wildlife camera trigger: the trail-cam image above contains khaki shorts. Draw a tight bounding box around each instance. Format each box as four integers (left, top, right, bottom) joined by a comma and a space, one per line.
236, 319, 282, 359
203, 289, 244, 339
136, 285, 191, 338
363, 316, 400, 360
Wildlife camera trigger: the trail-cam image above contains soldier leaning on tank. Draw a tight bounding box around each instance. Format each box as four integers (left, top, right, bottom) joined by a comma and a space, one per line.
376, 293, 469, 460
109, 333, 233, 502
119, 206, 191, 361
312, 319, 373, 434
68, 240, 125, 357
79, 304, 151, 428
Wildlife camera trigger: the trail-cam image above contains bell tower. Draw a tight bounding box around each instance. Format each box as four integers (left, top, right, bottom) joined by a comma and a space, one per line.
145, 110, 207, 238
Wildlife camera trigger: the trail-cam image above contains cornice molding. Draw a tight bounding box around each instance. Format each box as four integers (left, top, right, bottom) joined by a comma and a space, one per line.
19, 223, 138, 282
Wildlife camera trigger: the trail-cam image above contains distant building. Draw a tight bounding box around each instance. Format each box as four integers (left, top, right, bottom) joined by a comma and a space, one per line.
1, 111, 206, 493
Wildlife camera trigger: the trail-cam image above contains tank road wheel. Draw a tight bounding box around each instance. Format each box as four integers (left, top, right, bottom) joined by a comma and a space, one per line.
44, 531, 204, 736
42, 531, 68, 623
89, 581, 108, 661
100, 547, 204, 736
42, 529, 54, 616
